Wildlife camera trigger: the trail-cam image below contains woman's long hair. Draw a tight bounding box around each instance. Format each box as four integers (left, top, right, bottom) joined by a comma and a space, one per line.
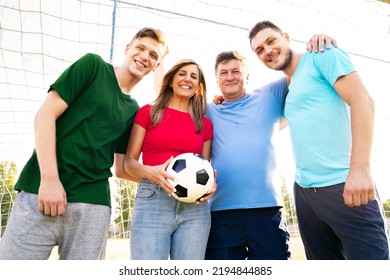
151, 59, 207, 133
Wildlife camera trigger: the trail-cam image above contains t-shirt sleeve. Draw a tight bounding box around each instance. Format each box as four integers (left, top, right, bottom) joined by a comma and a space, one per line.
115, 104, 151, 155
312, 46, 356, 86
252, 76, 288, 106
202, 117, 213, 142
134, 104, 152, 129
269, 76, 288, 105
49, 53, 100, 105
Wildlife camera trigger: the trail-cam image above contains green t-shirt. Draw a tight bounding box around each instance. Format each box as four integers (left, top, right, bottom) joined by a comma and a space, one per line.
15, 53, 139, 207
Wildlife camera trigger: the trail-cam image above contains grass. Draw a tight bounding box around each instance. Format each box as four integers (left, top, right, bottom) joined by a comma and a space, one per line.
50, 237, 306, 260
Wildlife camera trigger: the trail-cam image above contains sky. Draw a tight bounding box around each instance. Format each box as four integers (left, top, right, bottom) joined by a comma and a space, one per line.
1, 0, 390, 199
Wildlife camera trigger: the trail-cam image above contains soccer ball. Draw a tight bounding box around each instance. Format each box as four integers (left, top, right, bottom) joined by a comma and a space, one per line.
166, 153, 214, 203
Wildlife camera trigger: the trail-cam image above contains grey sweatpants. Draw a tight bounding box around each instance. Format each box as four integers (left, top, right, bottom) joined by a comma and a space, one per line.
0, 191, 111, 260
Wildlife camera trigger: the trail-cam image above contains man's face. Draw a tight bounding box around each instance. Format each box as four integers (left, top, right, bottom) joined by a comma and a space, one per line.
250, 28, 292, 71
216, 59, 248, 102
124, 37, 164, 78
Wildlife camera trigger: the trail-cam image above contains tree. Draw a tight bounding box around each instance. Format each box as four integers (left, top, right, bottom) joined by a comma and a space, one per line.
0, 161, 17, 237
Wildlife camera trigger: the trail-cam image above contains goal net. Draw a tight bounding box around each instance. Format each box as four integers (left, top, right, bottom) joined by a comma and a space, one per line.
1, 0, 390, 259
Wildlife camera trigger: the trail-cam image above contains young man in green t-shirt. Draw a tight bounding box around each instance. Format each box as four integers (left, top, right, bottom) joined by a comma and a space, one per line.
0, 27, 166, 260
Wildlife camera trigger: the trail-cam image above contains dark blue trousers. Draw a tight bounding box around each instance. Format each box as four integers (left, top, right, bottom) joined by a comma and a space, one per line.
205, 207, 291, 260
294, 182, 390, 260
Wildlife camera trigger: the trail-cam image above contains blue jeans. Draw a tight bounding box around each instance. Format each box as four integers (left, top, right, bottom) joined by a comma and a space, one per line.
130, 179, 211, 260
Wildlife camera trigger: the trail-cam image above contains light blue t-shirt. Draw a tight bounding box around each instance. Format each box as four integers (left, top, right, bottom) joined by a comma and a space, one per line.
285, 47, 356, 188
206, 77, 288, 211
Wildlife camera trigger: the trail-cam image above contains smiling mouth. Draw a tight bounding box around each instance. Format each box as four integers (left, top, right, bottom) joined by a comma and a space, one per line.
225, 83, 238, 87
267, 52, 279, 63
135, 60, 146, 69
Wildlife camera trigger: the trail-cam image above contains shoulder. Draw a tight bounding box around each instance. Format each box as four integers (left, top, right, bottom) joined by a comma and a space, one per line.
138, 104, 152, 114
254, 76, 286, 90
135, 104, 152, 124
305, 46, 355, 82
206, 103, 217, 113
68, 53, 108, 73
307, 46, 350, 62
75, 53, 109, 68
251, 76, 287, 96
202, 115, 212, 124
202, 116, 213, 129
77, 53, 101, 62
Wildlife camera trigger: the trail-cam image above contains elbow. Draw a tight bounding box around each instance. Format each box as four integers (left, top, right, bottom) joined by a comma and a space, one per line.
119, 158, 137, 182
114, 168, 124, 179
352, 92, 375, 116
123, 157, 131, 177
114, 156, 127, 179
114, 165, 128, 179
363, 94, 375, 120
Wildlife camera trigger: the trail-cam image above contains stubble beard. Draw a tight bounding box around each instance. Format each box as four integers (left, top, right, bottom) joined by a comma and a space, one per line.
276, 48, 293, 71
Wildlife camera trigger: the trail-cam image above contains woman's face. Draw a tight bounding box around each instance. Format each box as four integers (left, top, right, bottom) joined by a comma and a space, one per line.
171, 64, 200, 99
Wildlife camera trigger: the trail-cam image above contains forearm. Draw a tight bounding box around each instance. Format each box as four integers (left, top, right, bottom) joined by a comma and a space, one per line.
349, 95, 375, 171
334, 73, 375, 172
34, 110, 60, 182
114, 154, 139, 182
115, 170, 139, 182
343, 96, 375, 207
124, 158, 152, 181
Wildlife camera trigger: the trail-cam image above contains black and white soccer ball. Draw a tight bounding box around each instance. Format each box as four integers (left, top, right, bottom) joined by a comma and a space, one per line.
166, 152, 214, 203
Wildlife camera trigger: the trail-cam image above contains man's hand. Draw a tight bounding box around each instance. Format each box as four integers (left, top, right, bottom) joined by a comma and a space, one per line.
197, 170, 217, 203
306, 34, 338, 53
213, 94, 225, 104
38, 178, 67, 216
343, 168, 375, 207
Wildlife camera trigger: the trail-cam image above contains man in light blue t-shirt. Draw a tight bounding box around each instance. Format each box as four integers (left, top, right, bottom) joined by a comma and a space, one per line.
249, 20, 389, 260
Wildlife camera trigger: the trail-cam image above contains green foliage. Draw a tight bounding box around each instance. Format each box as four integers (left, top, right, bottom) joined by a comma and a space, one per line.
0, 161, 17, 237
383, 199, 390, 218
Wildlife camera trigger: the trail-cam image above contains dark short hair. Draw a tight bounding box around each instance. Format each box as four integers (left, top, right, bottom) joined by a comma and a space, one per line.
214, 50, 247, 74
248, 20, 283, 45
